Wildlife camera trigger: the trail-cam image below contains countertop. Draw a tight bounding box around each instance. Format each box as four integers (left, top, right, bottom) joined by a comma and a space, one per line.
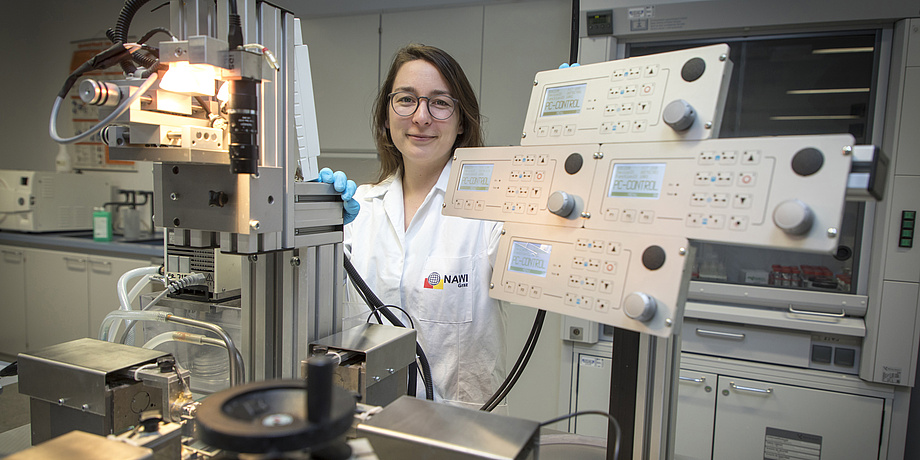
0, 230, 164, 260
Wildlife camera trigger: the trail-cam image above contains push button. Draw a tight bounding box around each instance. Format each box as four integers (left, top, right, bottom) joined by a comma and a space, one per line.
834, 347, 856, 367
811, 345, 832, 364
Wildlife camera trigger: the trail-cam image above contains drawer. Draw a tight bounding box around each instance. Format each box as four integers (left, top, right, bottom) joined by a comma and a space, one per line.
682, 318, 810, 368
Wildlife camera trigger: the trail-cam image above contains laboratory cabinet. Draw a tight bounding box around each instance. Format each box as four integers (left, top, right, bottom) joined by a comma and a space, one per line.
676, 354, 894, 460
0, 244, 156, 355
568, 343, 895, 459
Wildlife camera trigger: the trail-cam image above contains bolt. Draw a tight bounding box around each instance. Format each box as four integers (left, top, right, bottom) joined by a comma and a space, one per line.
679, 247, 687, 256
593, 152, 604, 159
705, 122, 713, 129
533, 80, 538, 86
290, 256, 301, 267
250, 220, 261, 231
387, 368, 395, 375
827, 228, 839, 238
522, 132, 527, 139
843, 146, 853, 156
501, 229, 506, 235
170, 192, 179, 201
581, 212, 591, 219
719, 54, 727, 61
372, 376, 381, 382
665, 318, 673, 327
82, 404, 90, 412
490, 283, 494, 289
249, 255, 259, 262
58, 398, 65, 406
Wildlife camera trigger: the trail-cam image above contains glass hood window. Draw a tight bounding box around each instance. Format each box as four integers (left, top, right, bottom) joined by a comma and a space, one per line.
628, 32, 879, 295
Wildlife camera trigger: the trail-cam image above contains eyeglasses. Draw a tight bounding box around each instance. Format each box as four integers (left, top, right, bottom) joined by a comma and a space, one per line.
389, 91, 457, 120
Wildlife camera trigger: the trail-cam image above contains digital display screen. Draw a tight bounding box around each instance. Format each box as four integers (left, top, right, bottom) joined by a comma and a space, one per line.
540, 84, 587, 117
608, 163, 667, 199
508, 241, 552, 277
457, 164, 494, 192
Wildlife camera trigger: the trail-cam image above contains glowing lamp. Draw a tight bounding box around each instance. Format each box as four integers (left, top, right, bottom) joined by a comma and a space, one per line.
160, 61, 218, 96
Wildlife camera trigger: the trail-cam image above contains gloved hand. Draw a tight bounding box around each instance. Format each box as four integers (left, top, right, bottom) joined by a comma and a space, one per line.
318, 167, 360, 224
558, 63, 580, 69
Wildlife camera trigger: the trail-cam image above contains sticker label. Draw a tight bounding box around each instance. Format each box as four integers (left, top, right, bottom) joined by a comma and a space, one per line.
882, 366, 902, 384
579, 356, 605, 368
764, 427, 822, 460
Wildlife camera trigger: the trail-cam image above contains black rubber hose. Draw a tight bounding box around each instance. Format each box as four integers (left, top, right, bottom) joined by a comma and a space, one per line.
480, 309, 546, 412
344, 255, 434, 400
113, 0, 154, 75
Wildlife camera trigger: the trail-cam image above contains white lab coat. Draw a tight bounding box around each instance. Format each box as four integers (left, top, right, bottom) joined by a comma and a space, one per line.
343, 160, 507, 410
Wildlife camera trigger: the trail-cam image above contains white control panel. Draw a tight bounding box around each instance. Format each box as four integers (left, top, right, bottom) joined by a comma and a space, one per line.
447, 144, 597, 228
445, 134, 854, 253
521, 44, 732, 146
492, 222, 692, 337
585, 135, 855, 253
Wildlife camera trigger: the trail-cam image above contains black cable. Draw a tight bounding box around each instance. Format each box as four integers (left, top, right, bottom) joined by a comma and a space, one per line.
540, 410, 621, 460
365, 304, 415, 329
480, 309, 546, 412
112, 0, 154, 75
569, 0, 580, 64
344, 255, 434, 400
137, 27, 176, 45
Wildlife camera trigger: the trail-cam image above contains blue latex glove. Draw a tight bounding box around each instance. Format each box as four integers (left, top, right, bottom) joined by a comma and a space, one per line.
558, 63, 580, 69
317, 167, 360, 224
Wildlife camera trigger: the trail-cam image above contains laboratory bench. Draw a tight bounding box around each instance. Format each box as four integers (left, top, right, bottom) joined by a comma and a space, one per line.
0, 230, 163, 358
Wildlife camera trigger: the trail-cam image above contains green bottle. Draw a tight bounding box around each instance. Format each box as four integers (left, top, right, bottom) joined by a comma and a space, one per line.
93, 207, 112, 241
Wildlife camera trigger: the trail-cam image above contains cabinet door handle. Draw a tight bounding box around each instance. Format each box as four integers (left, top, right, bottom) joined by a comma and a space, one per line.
63, 256, 87, 264
788, 306, 846, 318
679, 376, 706, 384
695, 328, 745, 341
729, 381, 773, 394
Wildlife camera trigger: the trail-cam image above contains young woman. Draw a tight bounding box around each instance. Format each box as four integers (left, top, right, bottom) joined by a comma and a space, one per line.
341, 44, 505, 410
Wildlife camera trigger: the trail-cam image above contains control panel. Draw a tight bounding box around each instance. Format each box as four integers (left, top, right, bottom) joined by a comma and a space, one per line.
585, 135, 854, 253
521, 44, 732, 146
492, 222, 693, 337
446, 134, 854, 253
447, 144, 597, 228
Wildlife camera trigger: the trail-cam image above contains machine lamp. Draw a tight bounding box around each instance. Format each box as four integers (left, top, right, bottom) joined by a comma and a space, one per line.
160, 61, 218, 96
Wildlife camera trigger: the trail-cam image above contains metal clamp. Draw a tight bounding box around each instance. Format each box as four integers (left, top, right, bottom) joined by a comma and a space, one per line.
695, 328, 745, 340
788, 306, 846, 318
729, 381, 773, 394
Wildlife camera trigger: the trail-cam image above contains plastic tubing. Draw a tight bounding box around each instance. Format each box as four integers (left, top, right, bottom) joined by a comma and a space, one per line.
118, 266, 160, 311
164, 315, 244, 387
99, 310, 169, 342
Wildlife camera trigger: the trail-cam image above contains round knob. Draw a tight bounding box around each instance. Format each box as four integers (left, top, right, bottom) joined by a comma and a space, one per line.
773, 199, 814, 235
547, 191, 575, 217
663, 99, 696, 132
624, 292, 657, 322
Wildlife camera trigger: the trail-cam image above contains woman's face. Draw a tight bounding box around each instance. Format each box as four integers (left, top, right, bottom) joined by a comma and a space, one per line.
386, 60, 463, 172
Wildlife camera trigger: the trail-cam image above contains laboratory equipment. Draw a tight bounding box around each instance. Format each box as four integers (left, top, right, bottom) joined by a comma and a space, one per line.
17, 338, 191, 445
308, 323, 418, 407
357, 396, 540, 460
0, 170, 112, 232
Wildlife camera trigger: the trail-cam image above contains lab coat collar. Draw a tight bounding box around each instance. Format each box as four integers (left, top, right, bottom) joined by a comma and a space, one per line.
363, 160, 453, 200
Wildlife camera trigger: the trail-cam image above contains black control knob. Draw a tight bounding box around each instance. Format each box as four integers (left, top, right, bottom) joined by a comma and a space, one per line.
547, 191, 576, 217
209, 190, 229, 207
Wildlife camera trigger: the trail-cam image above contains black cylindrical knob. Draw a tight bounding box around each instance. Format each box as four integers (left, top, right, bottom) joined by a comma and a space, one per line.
307, 357, 334, 424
